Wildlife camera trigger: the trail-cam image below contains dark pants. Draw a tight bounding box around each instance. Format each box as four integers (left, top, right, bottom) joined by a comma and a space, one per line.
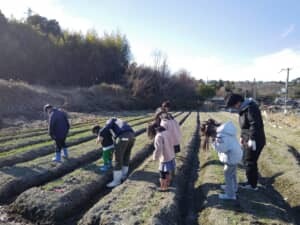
114, 131, 135, 170
243, 145, 264, 187
55, 138, 67, 153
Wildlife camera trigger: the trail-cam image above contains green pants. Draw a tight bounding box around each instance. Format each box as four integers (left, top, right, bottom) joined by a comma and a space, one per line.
102, 147, 113, 165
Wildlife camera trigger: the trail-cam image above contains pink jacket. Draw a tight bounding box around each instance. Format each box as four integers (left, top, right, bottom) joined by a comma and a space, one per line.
160, 119, 181, 146
153, 128, 175, 163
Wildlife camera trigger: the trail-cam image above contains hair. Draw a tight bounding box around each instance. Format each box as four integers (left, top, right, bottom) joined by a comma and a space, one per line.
147, 122, 158, 140
224, 93, 244, 107
161, 100, 170, 109
92, 125, 101, 135
201, 118, 221, 151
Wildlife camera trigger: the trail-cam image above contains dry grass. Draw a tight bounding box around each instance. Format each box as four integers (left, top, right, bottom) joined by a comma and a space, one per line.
0, 79, 138, 128
196, 112, 295, 225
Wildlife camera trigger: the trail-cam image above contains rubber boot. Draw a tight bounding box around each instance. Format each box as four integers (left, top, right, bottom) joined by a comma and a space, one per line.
62, 148, 69, 159
52, 151, 61, 162
106, 170, 122, 188
121, 166, 129, 181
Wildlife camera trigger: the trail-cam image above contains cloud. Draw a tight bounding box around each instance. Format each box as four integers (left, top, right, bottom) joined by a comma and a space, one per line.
280, 24, 295, 39
169, 49, 300, 81
0, 0, 93, 32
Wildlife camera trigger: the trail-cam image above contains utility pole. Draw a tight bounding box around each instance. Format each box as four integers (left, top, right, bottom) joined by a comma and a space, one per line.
279, 68, 292, 114
253, 78, 257, 100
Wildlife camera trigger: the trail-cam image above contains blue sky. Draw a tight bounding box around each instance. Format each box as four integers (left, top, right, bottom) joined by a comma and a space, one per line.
1, 0, 300, 81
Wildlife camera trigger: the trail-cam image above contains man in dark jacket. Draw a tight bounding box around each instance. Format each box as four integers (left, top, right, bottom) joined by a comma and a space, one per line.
44, 104, 70, 162
97, 117, 135, 188
225, 93, 266, 190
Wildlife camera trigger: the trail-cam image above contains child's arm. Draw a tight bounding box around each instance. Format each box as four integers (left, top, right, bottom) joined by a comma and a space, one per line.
153, 135, 163, 160
212, 135, 229, 153
96, 135, 103, 145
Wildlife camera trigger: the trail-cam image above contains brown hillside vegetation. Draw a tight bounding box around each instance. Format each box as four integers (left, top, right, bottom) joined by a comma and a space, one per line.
0, 79, 137, 128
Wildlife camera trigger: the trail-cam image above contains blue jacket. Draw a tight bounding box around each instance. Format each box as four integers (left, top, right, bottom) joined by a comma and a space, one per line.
49, 108, 70, 140
100, 118, 133, 139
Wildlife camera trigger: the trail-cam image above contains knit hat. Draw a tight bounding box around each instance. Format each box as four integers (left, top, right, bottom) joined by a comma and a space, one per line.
224, 93, 244, 107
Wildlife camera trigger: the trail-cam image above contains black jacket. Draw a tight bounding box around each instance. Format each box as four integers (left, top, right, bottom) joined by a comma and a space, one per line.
239, 99, 266, 149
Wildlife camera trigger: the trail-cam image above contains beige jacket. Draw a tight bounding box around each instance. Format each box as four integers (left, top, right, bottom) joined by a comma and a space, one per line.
160, 119, 181, 146
153, 128, 175, 163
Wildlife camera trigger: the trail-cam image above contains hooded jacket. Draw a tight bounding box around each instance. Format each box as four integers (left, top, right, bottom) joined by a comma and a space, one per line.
160, 118, 181, 147
100, 118, 134, 139
239, 98, 266, 149
212, 121, 243, 165
153, 122, 175, 163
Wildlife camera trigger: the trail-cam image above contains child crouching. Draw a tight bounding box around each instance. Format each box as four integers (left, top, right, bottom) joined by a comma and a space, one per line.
148, 120, 176, 191
212, 121, 243, 200
92, 125, 114, 172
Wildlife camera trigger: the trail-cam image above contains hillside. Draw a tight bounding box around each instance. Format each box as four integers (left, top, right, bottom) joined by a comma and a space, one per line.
0, 79, 138, 128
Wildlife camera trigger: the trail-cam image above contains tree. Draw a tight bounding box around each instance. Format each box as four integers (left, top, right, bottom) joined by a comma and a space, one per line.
198, 83, 216, 100
0, 10, 7, 25
224, 80, 235, 92
27, 14, 62, 39
151, 49, 169, 75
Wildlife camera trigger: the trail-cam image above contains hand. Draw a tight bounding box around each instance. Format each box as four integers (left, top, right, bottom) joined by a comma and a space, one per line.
248, 139, 256, 151
239, 137, 243, 145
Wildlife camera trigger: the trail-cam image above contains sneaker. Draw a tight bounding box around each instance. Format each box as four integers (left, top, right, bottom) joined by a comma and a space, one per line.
239, 183, 258, 191
220, 184, 238, 193
52, 152, 61, 162
100, 164, 111, 172
220, 184, 226, 190
52, 157, 61, 163
62, 148, 69, 159
218, 193, 236, 200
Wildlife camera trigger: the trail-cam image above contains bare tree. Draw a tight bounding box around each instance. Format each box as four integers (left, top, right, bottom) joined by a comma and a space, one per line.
151, 49, 168, 75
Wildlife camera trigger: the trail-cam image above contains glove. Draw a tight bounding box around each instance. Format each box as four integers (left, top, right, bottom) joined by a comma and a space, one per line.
248, 139, 256, 151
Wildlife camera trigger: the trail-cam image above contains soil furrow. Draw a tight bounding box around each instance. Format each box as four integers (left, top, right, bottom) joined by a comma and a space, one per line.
0, 115, 158, 167
77, 112, 195, 225
0, 114, 154, 152
8, 112, 190, 225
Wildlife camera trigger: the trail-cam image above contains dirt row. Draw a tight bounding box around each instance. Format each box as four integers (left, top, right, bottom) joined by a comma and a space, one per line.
7, 112, 190, 225
0, 111, 153, 139
0, 120, 93, 145
75, 112, 197, 225
0, 114, 156, 153
0, 112, 182, 201
0, 113, 169, 168
0, 116, 161, 204
192, 112, 299, 225
0, 116, 99, 140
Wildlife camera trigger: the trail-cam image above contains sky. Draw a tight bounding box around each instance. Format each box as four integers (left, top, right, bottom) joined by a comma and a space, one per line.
1, 0, 300, 81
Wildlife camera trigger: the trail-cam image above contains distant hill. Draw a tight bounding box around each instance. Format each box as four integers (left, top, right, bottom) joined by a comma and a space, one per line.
234, 79, 300, 100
